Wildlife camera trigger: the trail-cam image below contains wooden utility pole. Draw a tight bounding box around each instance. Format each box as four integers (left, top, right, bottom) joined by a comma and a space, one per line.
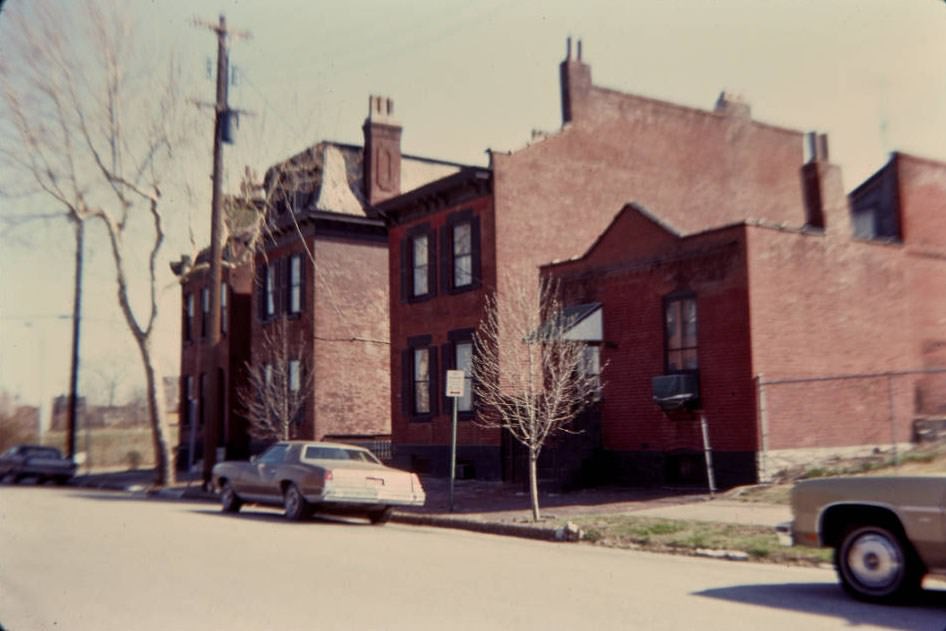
195, 14, 249, 486
66, 217, 84, 459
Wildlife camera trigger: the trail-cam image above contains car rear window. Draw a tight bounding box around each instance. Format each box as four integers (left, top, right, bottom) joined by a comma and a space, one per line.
304, 446, 379, 464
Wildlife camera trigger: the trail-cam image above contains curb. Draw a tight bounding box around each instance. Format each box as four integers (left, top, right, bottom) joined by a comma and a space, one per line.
393, 512, 563, 541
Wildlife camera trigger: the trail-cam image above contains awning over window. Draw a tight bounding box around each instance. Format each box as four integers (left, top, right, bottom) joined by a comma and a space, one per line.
561, 303, 602, 342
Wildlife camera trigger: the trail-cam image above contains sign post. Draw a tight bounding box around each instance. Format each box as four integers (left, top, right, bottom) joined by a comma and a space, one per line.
445, 370, 465, 512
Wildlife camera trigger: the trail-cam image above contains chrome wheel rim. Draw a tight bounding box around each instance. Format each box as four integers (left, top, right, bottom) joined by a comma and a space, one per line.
286, 487, 300, 515
847, 533, 902, 590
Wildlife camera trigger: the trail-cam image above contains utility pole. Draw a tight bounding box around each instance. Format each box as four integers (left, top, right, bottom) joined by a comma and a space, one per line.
195, 14, 250, 487
66, 216, 84, 460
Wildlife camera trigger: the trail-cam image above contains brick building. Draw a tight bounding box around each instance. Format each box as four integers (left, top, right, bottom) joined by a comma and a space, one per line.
544, 148, 946, 487
172, 237, 255, 468
380, 41, 825, 481
251, 97, 468, 450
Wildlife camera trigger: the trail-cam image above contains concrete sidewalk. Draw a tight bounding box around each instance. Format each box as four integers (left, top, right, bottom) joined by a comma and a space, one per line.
69, 468, 789, 540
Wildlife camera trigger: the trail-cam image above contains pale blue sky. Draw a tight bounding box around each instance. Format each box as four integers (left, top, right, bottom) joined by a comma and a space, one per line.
2, 0, 945, 407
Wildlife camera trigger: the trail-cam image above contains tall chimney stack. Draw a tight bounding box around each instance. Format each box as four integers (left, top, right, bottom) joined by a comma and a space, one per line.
801, 132, 850, 235
560, 38, 591, 125
363, 95, 402, 205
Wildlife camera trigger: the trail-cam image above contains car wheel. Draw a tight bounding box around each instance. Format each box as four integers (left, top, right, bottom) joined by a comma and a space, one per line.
220, 482, 242, 513
283, 483, 308, 522
368, 507, 393, 525
835, 524, 922, 603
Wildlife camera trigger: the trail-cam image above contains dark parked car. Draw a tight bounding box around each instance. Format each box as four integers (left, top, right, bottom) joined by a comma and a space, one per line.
0, 445, 77, 484
212, 441, 426, 523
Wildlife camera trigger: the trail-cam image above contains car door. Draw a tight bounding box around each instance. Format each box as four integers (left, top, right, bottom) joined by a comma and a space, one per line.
250, 443, 291, 501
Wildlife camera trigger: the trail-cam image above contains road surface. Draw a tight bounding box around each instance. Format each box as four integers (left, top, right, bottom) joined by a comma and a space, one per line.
1, 486, 944, 630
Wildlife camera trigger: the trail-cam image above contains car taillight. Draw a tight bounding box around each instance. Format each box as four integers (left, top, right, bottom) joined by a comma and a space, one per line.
324, 470, 333, 482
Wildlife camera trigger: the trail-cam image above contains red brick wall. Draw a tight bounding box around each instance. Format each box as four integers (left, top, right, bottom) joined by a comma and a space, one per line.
251, 230, 391, 441
549, 209, 756, 456
746, 226, 921, 451
898, 154, 946, 251
312, 236, 390, 438
388, 194, 500, 452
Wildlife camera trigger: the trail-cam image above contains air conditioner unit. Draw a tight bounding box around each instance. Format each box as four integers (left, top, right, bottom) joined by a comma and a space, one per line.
652, 373, 700, 411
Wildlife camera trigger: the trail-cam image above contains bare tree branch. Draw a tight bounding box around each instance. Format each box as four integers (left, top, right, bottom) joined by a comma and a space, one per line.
473, 274, 604, 521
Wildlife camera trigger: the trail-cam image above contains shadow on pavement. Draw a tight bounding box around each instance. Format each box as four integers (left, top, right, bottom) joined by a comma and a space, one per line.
186, 507, 379, 528
695, 582, 946, 630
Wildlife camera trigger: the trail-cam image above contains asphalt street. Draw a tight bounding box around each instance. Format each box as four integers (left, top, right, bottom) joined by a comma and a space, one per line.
1, 486, 944, 631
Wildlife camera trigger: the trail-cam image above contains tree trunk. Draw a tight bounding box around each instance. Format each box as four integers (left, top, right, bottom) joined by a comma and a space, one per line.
135, 335, 175, 486
528, 447, 540, 522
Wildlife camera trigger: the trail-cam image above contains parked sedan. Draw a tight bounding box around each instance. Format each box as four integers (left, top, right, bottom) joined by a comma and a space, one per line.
0, 444, 77, 484
212, 441, 425, 523
778, 475, 946, 603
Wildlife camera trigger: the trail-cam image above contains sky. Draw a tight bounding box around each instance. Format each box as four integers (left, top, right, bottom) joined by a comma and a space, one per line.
1, 0, 945, 411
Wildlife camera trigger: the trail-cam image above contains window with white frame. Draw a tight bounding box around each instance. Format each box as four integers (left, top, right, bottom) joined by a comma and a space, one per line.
184, 293, 194, 342
220, 282, 228, 334
289, 254, 302, 314
266, 266, 276, 317
412, 234, 429, 297
289, 359, 301, 393
452, 222, 472, 288
455, 340, 473, 412
201, 287, 210, 338
413, 347, 431, 414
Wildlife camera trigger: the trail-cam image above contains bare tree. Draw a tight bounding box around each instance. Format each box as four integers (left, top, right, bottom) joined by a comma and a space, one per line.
238, 319, 313, 442
473, 275, 603, 521
0, 2, 197, 485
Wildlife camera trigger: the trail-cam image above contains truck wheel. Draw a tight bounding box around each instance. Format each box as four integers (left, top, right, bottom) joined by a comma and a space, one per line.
220, 482, 242, 513
368, 507, 393, 525
835, 524, 922, 603
283, 484, 309, 521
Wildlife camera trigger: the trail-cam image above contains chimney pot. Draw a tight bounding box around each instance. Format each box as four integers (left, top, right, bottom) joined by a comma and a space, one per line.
566, 36, 572, 60
577, 39, 583, 61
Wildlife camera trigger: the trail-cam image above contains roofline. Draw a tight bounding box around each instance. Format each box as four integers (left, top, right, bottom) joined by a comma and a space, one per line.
374, 168, 492, 216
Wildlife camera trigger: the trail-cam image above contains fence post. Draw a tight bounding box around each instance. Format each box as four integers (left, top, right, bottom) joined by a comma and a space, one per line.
887, 374, 899, 472
755, 374, 769, 483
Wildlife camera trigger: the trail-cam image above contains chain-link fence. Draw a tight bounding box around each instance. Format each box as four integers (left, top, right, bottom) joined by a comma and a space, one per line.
755, 368, 946, 481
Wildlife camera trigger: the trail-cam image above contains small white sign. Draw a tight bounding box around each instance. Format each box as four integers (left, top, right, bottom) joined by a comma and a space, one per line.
446, 370, 466, 397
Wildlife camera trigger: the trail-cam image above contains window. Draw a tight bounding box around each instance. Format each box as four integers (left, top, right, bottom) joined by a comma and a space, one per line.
266, 266, 276, 318
220, 282, 228, 335
257, 443, 289, 464
185, 375, 195, 428
288, 254, 302, 315
413, 347, 431, 414
264, 363, 273, 390
201, 287, 210, 338
288, 359, 301, 393
665, 295, 698, 372
581, 345, 602, 400
412, 234, 429, 297
184, 293, 194, 342
452, 223, 472, 288
454, 340, 473, 412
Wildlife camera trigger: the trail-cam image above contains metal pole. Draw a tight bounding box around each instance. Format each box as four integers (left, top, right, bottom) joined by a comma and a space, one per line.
700, 412, 717, 497
66, 218, 84, 459
755, 374, 769, 483
887, 374, 898, 472
449, 396, 458, 512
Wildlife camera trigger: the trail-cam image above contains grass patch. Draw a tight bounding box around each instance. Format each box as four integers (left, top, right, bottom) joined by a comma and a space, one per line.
567, 514, 832, 566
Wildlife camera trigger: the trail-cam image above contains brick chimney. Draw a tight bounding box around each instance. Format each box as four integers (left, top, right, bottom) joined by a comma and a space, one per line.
362, 95, 402, 205
560, 37, 592, 125
801, 132, 851, 235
